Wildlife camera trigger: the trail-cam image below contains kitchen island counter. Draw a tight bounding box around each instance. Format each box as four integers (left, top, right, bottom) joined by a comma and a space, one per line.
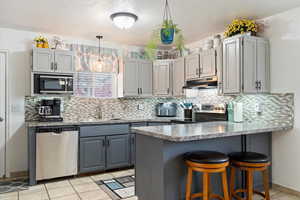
132, 121, 293, 142
133, 121, 293, 200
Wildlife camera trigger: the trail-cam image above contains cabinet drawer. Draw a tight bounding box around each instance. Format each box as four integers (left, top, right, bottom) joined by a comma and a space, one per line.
80, 124, 130, 137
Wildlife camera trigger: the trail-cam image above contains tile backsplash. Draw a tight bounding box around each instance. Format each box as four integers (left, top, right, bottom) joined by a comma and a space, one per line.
25, 90, 294, 126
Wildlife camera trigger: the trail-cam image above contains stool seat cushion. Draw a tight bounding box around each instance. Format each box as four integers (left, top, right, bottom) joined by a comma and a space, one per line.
184, 151, 229, 164
229, 152, 269, 163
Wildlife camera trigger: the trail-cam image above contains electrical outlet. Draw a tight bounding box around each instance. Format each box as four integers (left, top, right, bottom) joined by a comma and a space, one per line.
255, 103, 263, 114
137, 104, 144, 110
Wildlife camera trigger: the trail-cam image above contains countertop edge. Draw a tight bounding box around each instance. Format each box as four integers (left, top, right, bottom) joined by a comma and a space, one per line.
132, 125, 293, 142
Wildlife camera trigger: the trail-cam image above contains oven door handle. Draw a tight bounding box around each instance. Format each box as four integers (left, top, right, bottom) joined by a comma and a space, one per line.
40, 75, 73, 79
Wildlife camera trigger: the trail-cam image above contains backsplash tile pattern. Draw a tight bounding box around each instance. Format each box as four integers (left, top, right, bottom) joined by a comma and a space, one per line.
25, 90, 294, 126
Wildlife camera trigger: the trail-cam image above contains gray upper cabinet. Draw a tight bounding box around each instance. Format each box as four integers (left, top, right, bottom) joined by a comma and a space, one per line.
223, 36, 241, 94
123, 59, 139, 96
200, 49, 216, 78
54, 50, 75, 73
153, 60, 172, 96
139, 60, 153, 97
79, 137, 106, 173
106, 135, 130, 169
222, 35, 270, 94
185, 54, 200, 80
123, 59, 152, 97
172, 57, 185, 96
32, 48, 75, 73
32, 48, 54, 72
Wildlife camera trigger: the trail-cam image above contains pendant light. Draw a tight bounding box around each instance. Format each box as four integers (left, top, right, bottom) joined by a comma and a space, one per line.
96, 35, 103, 62
110, 12, 138, 29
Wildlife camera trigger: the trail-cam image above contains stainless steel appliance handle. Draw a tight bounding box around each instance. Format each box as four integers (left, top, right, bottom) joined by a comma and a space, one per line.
40, 90, 73, 94
40, 75, 73, 79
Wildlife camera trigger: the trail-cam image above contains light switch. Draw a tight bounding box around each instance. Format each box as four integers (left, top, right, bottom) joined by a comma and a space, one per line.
137, 104, 144, 110
255, 103, 263, 114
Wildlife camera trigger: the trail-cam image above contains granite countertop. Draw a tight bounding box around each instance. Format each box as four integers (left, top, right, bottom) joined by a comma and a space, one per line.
26, 117, 181, 127
132, 121, 293, 142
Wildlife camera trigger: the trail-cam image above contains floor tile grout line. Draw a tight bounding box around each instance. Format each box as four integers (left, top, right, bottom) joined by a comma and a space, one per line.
44, 183, 51, 200
68, 179, 82, 200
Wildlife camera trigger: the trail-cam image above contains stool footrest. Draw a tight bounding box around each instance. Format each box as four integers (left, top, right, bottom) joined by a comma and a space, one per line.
191, 192, 224, 200
232, 188, 267, 200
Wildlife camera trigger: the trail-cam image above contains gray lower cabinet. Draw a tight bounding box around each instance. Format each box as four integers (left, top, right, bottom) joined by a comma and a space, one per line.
79, 136, 106, 173
130, 134, 136, 166
106, 135, 130, 169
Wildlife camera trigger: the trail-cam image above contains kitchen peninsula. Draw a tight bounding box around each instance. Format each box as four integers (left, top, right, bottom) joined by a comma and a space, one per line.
133, 121, 293, 200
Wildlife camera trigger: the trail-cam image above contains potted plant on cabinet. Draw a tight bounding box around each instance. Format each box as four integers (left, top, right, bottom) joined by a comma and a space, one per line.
224, 18, 259, 38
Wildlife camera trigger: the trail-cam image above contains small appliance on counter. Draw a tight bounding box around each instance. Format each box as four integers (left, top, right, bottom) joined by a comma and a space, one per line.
172, 103, 227, 124
156, 102, 177, 117
227, 102, 243, 123
38, 98, 63, 122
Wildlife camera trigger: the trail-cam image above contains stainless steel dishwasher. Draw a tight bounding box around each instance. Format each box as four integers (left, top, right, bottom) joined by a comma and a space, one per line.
36, 126, 78, 181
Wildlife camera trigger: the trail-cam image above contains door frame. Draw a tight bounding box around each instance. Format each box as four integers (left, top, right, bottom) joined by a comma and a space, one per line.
0, 50, 9, 178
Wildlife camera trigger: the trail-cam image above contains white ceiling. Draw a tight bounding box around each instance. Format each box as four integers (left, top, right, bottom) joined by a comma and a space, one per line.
0, 0, 300, 46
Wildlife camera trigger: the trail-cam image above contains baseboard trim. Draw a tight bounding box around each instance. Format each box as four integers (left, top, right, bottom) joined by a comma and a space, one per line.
9, 171, 28, 179
272, 183, 300, 197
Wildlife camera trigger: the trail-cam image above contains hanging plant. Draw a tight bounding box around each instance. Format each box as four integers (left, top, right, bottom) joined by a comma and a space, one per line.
145, 0, 186, 60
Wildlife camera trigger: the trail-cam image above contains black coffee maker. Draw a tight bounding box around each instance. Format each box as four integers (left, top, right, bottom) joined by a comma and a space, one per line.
38, 98, 63, 122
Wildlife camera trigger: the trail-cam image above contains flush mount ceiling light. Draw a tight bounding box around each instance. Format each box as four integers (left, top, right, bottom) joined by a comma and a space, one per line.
110, 12, 138, 29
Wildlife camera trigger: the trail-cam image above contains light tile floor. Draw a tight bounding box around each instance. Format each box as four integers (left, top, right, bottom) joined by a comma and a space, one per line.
0, 168, 298, 200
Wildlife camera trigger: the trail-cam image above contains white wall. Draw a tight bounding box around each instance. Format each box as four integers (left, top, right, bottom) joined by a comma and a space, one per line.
261, 7, 300, 192
0, 27, 142, 174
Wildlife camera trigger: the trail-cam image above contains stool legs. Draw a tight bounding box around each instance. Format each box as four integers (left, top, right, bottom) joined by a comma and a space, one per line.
185, 167, 193, 200
246, 170, 253, 200
230, 167, 236, 199
263, 170, 270, 200
222, 171, 230, 200
203, 172, 209, 200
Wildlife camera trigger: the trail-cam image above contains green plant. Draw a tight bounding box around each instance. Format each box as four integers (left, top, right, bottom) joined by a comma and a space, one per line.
145, 22, 186, 60
161, 20, 180, 36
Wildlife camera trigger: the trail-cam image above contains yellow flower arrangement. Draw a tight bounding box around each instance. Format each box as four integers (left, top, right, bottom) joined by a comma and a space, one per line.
224, 18, 258, 38
34, 35, 49, 48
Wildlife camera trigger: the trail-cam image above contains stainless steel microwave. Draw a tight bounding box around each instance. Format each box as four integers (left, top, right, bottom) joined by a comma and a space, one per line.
33, 73, 74, 94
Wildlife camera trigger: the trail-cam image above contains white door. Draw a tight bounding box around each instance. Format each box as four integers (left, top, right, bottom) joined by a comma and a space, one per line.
0, 51, 7, 178
173, 57, 185, 96
185, 54, 200, 80
200, 49, 216, 78
139, 60, 153, 97
123, 59, 139, 96
32, 48, 54, 72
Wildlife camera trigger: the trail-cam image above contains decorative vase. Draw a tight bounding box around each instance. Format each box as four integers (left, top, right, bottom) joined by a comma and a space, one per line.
36, 42, 43, 48
161, 28, 174, 44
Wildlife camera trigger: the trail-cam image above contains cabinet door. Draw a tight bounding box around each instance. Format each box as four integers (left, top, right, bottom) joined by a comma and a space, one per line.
79, 137, 106, 173
54, 50, 75, 73
256, 39, 270, 93
243, 37, 258, 93
124, 59, 139, 96
153, 61, 171, 96
139, 60, 153, 97
106, 135, 130, 169
223, 37, 241, 94
32, 48, 54, 72
173, 57, 185, 96
200, 49, 216, 78
185, 54, 200, 80
130, 134, 135, 166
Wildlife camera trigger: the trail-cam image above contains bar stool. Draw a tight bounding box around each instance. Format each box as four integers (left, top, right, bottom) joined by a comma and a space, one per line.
229, 152, 271, 200
184, 151, 230, 200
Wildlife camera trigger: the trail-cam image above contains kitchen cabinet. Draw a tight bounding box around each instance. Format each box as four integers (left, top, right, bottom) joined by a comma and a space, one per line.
32, 48, 75, 74
172, 57, 185, 96
185, 54, 200, 80
200, 49, 216, 78
122, 59, 153, 97
106, 135, 130, 169
79, 136, 106, 173
130, 134, 135, 166
222, 35, 270, 94
153, 60, 172, 96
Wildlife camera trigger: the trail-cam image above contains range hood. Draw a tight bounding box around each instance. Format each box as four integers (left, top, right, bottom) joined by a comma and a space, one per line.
184, 76, 218, 89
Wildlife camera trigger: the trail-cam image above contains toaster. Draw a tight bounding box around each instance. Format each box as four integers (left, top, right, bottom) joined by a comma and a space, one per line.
155, 102, 177, 117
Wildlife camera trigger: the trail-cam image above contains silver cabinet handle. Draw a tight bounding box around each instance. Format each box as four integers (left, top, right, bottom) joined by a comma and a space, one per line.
255, 81, 259, 89
258, 81, 262, 90
50, 62, 54, 70
140, 88, 143, 94
138, 88, 140, 94
0, 117, 3, 122
54, 62, 58, 71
